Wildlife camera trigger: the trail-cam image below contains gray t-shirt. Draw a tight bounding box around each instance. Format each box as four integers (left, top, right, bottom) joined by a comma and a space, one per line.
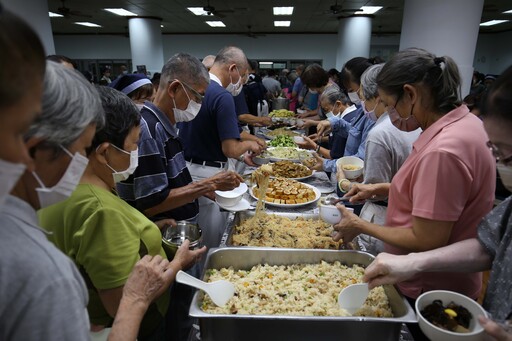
478, 195, 512, 321
0, 195, 89, 340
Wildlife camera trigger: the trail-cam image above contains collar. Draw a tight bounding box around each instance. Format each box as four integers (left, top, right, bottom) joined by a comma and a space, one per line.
375, 112, 389, 125
1, 195, 51, 235
209, 72, 222, 87
142, 101, 178, 138
340, 104, 357, 119
412, 105, 470, 152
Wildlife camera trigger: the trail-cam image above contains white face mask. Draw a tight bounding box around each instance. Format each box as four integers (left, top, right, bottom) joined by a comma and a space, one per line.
497, 163, 512, 192
33, 146, 89, 209
173, 83, 202, 122
105, 144, 139, 183
348, 91, 361, 105
226, 67, 243, 97
0, 159, 26, 208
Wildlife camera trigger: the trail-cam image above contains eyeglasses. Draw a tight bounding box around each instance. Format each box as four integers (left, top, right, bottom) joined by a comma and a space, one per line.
171, 79, 204, 104
487, 141, 512, 165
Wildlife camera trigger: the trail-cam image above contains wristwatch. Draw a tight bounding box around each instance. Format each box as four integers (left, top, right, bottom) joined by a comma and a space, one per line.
315, 144, 321, 153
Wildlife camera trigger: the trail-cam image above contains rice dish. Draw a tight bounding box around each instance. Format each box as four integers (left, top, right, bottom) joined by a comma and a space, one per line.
202, 261, 393, 318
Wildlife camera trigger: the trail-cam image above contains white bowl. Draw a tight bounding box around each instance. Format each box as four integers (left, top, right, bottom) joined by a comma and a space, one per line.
215, 183, 248, 207
416, 290, 487, 341
293, 136, 305, 144
319, 204, 354, 225
336, 156, 364, 180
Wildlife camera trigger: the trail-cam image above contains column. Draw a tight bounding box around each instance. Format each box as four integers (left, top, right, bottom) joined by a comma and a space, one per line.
399, 0, 484, 97
128, 17, 164, 75
4, 0, 55, 54
335, 16, 372, 69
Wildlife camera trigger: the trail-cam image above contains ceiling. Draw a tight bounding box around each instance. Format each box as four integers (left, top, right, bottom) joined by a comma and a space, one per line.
48, 0, 512, 36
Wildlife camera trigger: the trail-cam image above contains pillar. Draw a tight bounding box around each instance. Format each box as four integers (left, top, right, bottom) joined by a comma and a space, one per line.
128, 17, 164, 75
335, 16, 372, 69
399, 0, 484, 97
4, 0, 56, 54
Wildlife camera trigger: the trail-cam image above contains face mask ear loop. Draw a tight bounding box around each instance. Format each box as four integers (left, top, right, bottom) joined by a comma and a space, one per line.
32, 171, 47, 189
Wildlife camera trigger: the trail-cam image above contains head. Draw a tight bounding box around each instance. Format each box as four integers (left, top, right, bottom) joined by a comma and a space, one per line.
211, 46, 249, 94
202, 55, 216, 71
376, 48, 461, 131
341, 57, 378, 93
101, 66, 111, 77
359, 64, 386, 120
484, 74, 496, 88
18, 61, 104, 210
109, 74, 153, 106
248, 59, 258, 74
319, 86, 351, 118
46, 54, 75, 69
89, 86, 141, 188
328, 68, 340, 83
295, 64, 305, 77
157, 52, 209, 124
301, 64, 329, 93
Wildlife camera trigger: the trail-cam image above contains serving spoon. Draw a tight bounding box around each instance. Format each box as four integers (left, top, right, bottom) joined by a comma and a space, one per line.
176, 270, 235, 307
338, 283, 369, 314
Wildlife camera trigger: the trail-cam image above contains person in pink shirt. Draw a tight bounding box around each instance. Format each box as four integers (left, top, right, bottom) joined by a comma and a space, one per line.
331, 48, 496, 339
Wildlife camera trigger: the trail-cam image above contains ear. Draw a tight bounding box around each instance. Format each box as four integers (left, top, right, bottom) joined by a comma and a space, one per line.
167, 80, 180, 99
25, 136, 46, 159
403, 84, 418, 105
94, 142, 110, 165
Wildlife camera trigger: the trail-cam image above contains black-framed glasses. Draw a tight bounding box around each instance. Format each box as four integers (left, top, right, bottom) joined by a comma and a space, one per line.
487, 141, 512, 165
171, 79, 204, 104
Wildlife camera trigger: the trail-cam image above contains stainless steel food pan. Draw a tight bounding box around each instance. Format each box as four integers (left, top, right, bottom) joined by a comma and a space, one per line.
190, 247, 416, 341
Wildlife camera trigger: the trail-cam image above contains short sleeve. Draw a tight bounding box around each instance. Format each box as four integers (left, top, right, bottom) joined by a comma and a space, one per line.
76, 207, 141, 290
364, 141, 393, 184
411, 150, 473, 221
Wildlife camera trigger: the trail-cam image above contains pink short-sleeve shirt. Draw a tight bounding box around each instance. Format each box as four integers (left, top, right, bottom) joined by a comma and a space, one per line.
384, 105, 495, 299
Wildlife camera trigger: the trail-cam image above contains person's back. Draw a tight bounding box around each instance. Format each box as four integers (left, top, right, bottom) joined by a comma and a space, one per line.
244, 77, 268, 117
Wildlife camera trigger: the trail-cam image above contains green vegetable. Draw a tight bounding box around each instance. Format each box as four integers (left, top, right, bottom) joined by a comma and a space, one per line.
269, 135, 295, 147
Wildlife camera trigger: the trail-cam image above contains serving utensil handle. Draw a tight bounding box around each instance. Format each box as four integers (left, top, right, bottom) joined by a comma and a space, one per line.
176, 270, 209, 291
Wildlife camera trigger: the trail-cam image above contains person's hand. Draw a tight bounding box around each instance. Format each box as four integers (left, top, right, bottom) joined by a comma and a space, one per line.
123, 255, 173, 307
479, 316, 512, 341
332, 204, 363, 244
295, 135, 316, 150
308, 152, 324, 171
362, 253, 419, 290
255, 138, 267, 150
210, 171, 243, 191
172, 239, 207, 271
316, 120, 332, 138
246, 140, 264, 155
154, 219, 176, 231
260, 116, 272, 126
345, 183, 378, 203
298, 119, 319, 129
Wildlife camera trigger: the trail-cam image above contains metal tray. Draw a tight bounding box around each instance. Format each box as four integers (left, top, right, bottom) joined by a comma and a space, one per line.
190, 247, 416, 341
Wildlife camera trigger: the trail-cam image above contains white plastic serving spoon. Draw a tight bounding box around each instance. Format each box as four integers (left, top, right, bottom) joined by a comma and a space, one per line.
338, 283, 369, 315
176, 270, 235, 307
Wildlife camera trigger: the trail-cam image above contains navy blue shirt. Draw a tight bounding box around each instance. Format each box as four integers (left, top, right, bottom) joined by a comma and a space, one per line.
117, 102, 198, 221
233, 88, 248, 132
178, 80, 240, 162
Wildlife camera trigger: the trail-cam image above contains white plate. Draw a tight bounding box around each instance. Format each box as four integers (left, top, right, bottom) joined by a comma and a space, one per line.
216, 198, 251, 212
263, 147, 313, 163
249, 182, 321, 208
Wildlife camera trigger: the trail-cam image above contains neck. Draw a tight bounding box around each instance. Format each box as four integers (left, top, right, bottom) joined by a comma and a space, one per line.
209, 66, 228, 88
10, 173, 39, 210
81, 161, 113, 192
153, 92, 176, 125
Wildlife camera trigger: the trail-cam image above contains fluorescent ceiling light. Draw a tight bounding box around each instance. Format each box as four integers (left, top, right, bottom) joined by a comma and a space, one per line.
104, 8, 137, 16
259, 62, 273, 65
49, 12, 63, 17
480, 19, 509, 26
355, 6, 383, 15
206, 21, 226, 27
273, 7, 294, 15
74, 22, 102, 28
188, 7, 210, 16
274, 21, 291, 27
503, 9, 512, 14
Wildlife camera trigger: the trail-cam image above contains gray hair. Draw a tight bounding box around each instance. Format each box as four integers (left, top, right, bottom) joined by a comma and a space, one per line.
160, 52, 209, 90
25, 61, 104, 149
360, 64, 384, 100
214, 46, 248, 70
320, 86, 350, 106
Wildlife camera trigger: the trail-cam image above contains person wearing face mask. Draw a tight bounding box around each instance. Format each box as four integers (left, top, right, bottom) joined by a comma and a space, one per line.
362, 65, 512, 341
297, 64, 339, 121
338, 64, 421, 255
109, 73, 154, 110
38, 86, 206, 340
331, 48, 496, 340
177, 46, 263, 249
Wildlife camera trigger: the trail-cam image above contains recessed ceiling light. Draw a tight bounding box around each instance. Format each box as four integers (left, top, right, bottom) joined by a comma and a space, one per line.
274, 21, 291, 27
49, 12, 63, 17
355, 6, 383, 15
273, 7, 294, 15
480, 19, 509, 26
104, 8, 137, 16
188, 7, 211, 16
74, 22, 102, 28
161, 25, 164, 28
206, 21, 226, 27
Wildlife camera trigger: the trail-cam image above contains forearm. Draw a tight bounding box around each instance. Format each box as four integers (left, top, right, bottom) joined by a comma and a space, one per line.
222, 140, 254, 158
108, 297, 148, 341
239, 114, 265, 126
240, 131, 260, 143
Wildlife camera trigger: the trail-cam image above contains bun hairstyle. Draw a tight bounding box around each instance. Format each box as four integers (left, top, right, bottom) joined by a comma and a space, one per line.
341, 56, 382, 90
376, 47, 461, 114
482, 65, 512, 124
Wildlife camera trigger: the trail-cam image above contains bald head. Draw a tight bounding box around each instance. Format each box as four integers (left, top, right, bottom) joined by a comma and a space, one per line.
214, 46, 248, 70
202, 55, 215, 71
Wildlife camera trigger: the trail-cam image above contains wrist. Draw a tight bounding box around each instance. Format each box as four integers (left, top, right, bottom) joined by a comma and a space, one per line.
315, 144, 321, 153
169, 259, 183, 273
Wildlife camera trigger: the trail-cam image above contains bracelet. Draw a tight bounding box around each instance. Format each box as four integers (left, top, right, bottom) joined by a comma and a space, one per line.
338, 179, 351, 193
315, 144, 321, 153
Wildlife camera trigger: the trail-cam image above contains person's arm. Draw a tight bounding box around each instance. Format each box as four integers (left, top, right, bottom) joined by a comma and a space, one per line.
221, 138, 262, 158
240, 130, 267, 149
362, 238, 492, 289
238, 114, 272, 127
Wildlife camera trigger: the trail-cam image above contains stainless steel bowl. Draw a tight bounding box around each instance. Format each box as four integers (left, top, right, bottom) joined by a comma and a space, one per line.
161, 221, 202, 259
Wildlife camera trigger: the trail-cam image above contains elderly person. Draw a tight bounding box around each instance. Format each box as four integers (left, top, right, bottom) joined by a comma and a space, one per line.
341, 64, 421, 255
363, 65, 512, 341
178, 46, 263, 249
39, 86, 205, 340
333, 48, 496, 340
109, 74, 154, 109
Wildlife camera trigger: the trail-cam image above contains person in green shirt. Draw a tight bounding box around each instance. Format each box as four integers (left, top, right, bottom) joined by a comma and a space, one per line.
39, 86, 206, 340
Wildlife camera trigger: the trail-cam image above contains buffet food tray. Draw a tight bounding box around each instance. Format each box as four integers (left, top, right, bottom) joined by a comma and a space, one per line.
190, 247, 416, 341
